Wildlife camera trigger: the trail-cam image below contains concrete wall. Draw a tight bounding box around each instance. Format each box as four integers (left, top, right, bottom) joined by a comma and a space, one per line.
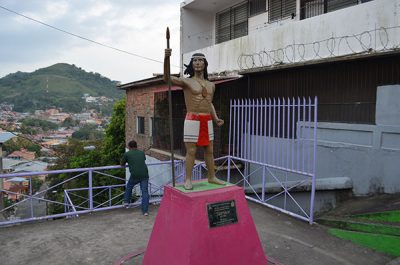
181, 0, 400, 73
247, 189, 352, 217
181, 8, 214, 54
315, 85, 400, 195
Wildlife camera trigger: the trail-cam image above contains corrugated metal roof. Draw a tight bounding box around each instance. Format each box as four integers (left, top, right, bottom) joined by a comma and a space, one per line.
5, 177, 28, 182
2, 158, 27, 170
0, 132, 15, 143
13, 161, 48, 173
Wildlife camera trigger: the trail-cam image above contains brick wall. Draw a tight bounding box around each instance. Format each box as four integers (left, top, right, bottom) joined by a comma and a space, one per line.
126, 87, 155, 151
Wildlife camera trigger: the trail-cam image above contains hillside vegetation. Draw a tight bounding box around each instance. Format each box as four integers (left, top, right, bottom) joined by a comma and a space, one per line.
0, 63, 123, 113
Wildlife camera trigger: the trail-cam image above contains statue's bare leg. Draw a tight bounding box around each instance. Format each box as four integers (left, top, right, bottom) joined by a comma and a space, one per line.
204, 141, 225, 185
184, 142, 197, 190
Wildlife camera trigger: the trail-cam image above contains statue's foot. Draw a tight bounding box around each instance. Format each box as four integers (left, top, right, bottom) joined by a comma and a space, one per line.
208, 177, 225, 186
184, 179, 193, 190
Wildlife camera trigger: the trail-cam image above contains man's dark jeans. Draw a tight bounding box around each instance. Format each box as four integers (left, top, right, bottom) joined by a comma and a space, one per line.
124, 177, 149, 214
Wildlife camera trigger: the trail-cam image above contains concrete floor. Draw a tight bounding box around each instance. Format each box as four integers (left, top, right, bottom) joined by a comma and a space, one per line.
0, 202, 395, 265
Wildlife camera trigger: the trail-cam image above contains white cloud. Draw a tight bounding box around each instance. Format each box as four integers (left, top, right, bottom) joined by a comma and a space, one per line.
76, 2, 113, 23
45, 1, 69, 20
0, 0, 182, 83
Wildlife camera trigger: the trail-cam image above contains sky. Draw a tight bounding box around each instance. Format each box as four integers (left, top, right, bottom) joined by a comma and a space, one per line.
0, 0, 182, 83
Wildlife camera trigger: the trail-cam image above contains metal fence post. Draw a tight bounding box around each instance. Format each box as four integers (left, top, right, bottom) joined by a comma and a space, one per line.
29, 177, 34, 218
261, 165, 266, 202
88, 170, 93, 210
309, 96, 318, 224
109, 187, 112, 207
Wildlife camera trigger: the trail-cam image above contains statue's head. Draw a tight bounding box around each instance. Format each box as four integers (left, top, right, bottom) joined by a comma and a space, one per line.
184, 53, 209, 80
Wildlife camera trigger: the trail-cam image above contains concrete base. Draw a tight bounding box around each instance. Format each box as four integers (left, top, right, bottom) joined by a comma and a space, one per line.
142, 181, 267, 265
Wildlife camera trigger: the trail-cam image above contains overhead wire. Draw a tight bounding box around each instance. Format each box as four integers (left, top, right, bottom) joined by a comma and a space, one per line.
0, 4, 180, 68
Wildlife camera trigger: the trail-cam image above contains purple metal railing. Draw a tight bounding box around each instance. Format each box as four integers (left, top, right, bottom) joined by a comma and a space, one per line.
190, 156, 230, 181
0, 161, 184, 226
228, 97, 318, 223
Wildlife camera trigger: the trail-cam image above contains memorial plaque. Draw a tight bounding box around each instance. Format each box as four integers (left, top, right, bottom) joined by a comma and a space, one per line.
207, 200, 238, 228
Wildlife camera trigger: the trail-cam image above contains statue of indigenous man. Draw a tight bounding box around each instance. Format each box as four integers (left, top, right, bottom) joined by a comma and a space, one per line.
164, 49, 225, 190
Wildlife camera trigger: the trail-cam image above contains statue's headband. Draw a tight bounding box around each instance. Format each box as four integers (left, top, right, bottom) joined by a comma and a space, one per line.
191, 53, 206, 60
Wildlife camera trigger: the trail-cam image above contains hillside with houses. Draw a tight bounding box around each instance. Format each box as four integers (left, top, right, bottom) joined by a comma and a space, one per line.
0, 64, 123, 214
0, 63, 123, 114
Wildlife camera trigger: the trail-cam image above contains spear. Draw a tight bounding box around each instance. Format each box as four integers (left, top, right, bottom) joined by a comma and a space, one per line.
166, 27, 176, 187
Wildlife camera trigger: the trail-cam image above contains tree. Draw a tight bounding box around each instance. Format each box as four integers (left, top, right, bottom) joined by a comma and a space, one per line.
102, 98, 126, 165
71, 124, 103, 140
3, 137, 41, 157
61, 117, 79, 128
21, 118, 59, 131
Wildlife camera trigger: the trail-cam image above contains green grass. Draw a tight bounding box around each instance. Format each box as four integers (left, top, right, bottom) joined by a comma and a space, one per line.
318, 219, 400, 236
352, 210, 400, 223
329, 228, 400, 257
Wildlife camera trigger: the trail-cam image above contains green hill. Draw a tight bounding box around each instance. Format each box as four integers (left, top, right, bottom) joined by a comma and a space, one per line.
0, 63, 123, 113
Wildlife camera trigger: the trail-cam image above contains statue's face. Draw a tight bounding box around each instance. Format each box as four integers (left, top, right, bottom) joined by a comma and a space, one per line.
192, 58, 205, 72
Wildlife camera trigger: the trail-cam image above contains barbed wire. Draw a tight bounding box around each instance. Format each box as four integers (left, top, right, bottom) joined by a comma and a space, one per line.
238, 25, 400, 71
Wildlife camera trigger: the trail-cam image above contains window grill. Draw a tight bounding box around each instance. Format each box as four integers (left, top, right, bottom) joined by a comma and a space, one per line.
216, 1, 249, 44
268, 0, 296, 22
300, 0, 359, 19
250, 0, 267, 16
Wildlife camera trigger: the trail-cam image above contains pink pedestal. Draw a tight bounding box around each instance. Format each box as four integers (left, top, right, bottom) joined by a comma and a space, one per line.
142, 183, 267, 265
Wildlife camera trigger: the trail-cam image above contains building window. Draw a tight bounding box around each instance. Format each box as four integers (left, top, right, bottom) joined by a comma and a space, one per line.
268, 0, 296, 22
300, 0, 358, 20
149, 117, 155, 137
216, 1, 248, 44
327, 0, 358, 12
250, 0, 266, 16
136, 116, 145, 134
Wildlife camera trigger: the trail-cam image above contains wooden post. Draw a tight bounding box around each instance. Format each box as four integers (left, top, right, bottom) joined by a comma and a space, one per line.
166, 27, 176, 187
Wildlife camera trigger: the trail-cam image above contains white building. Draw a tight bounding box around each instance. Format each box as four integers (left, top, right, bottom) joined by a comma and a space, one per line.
85, 96, 98, 103
179, 0, 400, 196
181, 0, 399, 73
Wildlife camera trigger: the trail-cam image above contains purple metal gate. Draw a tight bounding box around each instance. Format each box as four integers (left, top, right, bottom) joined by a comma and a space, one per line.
227, 97, 318, 223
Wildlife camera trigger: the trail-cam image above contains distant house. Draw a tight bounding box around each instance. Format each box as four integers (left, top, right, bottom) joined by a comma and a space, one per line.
41, 139, 66, 148
3, 178, 29, 201
85, 96, 97, 103
48, 113, 71, 123
2, 160, 48, 201
2, 158, 27, 173
13, 161, 48, 181
7, 149, 35, 161
54, 129, 74, 139
73, 113, 92, 121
